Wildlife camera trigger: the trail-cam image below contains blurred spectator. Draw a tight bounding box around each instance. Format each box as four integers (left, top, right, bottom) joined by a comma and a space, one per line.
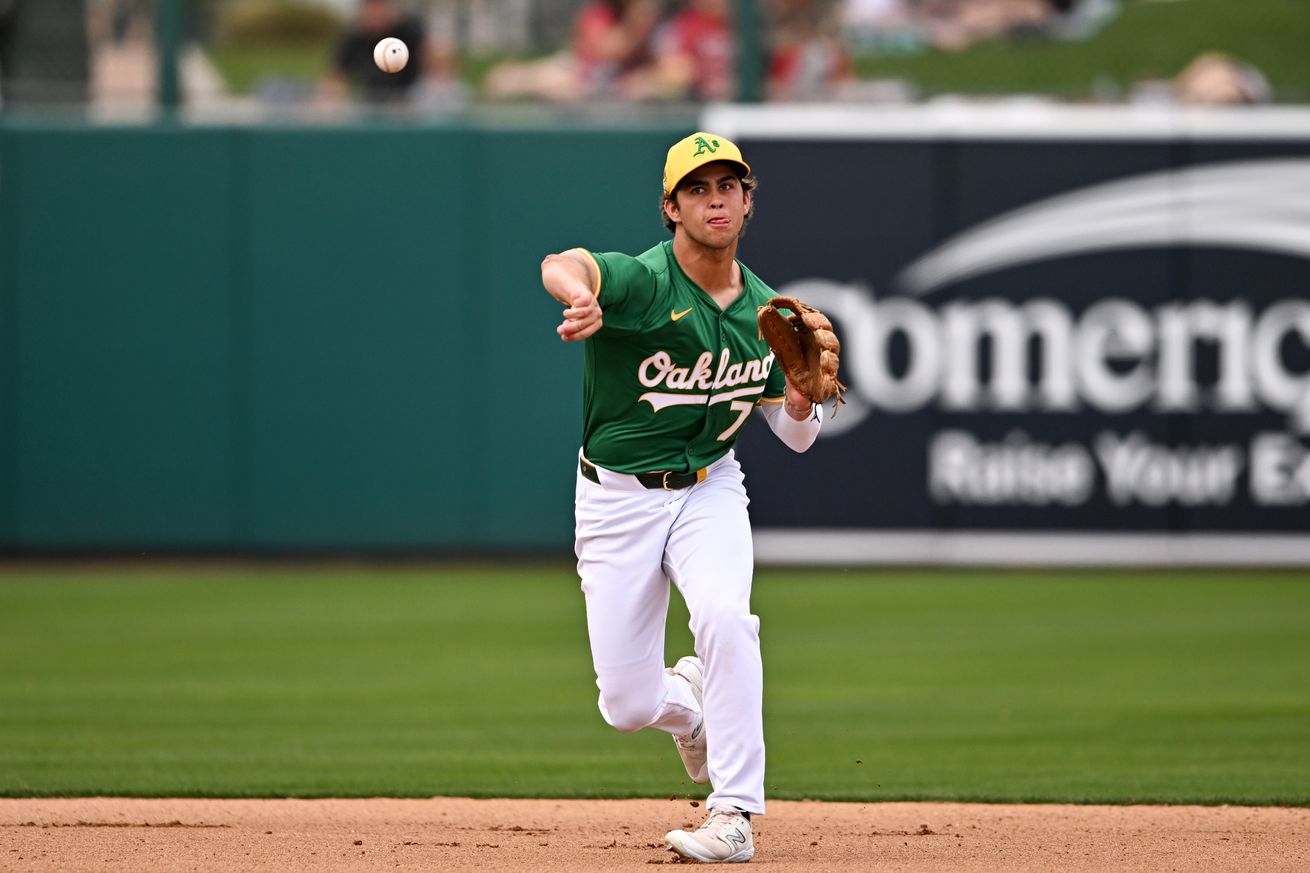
843, 0, 909, 31
919, 0, 1052, 52
575, 0, 663, 97
768, 0, 852, 101
483, 0, 662, 102
1174, 51, 1271, 105
842, 0, 1117, 57
1045, 0, 1120, 42
841, 0, 922, 55
653, 0, 852, 103
321, 0, 460, 105
652, 0, 736, 101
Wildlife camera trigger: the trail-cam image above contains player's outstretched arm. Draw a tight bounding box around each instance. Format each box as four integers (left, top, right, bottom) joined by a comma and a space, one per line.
541, 249, 603, 342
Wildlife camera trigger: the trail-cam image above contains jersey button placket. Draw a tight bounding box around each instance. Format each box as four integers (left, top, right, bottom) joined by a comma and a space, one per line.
692, 314, 730, 459
689, 312, 719, 459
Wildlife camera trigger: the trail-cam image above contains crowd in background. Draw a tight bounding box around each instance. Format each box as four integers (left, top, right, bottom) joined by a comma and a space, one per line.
841, 0, 1123, 55
477, 0, 853, 104
474, 0, 1127, 104
0, 0, 1277, 111
335, 0, 1116, 106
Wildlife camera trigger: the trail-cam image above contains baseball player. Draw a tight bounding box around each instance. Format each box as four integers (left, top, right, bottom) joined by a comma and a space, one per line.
540, 132, 824, 863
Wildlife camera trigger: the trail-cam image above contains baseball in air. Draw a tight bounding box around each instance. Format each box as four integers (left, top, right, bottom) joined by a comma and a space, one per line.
373, 37, 409, 74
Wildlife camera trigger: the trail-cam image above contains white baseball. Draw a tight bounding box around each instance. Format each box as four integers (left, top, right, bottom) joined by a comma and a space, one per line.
373, 37, 409, 74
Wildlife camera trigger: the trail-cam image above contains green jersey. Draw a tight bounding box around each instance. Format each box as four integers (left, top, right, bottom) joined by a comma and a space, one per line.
582, 240, 786, 474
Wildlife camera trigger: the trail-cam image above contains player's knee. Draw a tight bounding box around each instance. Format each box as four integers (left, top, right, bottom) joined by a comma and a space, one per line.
597, 688, 659, 733
691, 605, 760, 646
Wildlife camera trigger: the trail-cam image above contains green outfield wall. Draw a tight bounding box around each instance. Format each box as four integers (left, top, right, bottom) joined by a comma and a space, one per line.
0, 119, 684, 552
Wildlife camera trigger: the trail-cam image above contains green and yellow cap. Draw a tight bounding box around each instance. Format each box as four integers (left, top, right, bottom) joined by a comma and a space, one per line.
662, 131, 751, 196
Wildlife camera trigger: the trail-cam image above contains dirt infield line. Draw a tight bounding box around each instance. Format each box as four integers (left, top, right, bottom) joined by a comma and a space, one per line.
2, 797, 1307, 871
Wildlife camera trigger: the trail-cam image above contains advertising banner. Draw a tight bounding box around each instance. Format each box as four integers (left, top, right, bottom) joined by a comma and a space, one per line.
711, 107, 1310, 564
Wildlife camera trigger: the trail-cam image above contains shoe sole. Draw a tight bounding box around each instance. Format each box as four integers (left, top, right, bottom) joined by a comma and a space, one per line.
664, 830, 755, 863
669, 656, 709, 783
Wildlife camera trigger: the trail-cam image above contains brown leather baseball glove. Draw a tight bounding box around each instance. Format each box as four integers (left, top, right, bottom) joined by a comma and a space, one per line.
757, 296, 847, 416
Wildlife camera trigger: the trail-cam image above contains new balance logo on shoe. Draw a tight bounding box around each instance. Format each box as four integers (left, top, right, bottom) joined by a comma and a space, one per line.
665, 808, 755, 863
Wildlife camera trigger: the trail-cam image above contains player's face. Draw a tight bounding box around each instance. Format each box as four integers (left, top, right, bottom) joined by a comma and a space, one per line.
666, 162, 751, 250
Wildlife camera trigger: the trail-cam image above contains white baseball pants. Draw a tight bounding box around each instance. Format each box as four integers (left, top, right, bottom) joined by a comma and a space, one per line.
574, 449, 765, 815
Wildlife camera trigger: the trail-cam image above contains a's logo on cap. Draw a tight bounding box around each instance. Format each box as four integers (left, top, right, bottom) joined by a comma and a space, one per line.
693, 136, 720, 156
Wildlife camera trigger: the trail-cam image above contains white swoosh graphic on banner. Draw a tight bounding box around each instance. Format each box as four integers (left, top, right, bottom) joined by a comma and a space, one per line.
898, 159, 1310, 294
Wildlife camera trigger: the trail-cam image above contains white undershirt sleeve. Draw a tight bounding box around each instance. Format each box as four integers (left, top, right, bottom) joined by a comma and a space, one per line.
758, 399, 823, 453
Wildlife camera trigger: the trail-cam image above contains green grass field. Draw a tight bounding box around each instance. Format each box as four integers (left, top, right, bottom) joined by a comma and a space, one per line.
1, 564, 1307, 805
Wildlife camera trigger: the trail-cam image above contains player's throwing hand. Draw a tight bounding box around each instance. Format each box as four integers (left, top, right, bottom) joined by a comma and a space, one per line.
558, 286, 603, 341
541, 250, 604, 341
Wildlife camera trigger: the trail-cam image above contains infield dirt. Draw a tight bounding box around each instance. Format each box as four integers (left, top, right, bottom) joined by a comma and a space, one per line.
2, 797, 1307, 871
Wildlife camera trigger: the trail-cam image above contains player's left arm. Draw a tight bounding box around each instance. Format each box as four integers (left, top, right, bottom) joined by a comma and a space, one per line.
759, 397, 822, 452
760, 365, 822, 452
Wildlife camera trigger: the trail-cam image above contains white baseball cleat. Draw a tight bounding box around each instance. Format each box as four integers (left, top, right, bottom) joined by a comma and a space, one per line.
667, 655, 708, 783
665, 807, 755, 863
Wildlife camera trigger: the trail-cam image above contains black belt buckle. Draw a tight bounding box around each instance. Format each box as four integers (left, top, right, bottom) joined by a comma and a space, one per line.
579, 457, 600, 484
638, 469, 699, 490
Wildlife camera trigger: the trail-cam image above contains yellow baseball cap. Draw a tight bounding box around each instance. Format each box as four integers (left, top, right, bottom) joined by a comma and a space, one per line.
662, 132, 751, 196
